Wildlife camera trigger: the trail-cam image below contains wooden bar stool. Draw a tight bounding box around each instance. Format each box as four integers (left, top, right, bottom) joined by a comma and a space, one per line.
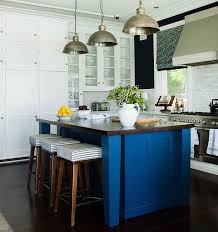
54, 143, 102, 227
28, 134, 60, 193
39, 137, 80, 207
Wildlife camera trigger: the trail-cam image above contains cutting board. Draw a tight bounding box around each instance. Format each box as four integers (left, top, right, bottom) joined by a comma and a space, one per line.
111, 117, 160, 125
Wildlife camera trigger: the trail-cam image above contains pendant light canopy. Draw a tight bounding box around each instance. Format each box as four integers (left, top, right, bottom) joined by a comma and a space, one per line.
87, 0, 117, 47
122, 0, 159, 36
63, 0, 88, 55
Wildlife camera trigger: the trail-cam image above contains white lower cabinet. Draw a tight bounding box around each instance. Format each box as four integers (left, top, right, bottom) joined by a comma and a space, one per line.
4, 70, 38, 159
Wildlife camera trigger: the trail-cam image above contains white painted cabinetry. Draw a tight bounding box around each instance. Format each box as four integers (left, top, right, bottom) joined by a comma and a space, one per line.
0, 14, 69, 160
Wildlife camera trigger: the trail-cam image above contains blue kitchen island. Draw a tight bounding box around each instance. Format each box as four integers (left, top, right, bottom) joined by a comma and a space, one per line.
37, 117, 193, 227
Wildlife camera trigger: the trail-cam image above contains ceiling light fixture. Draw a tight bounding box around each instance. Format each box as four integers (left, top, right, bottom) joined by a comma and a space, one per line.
87, 0, 117, 47
122, 0, 159, 36
63, 0, 88, 55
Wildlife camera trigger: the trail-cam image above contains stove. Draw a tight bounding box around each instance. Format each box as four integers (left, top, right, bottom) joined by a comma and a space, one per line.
169, 111, 218, 164
169, 111, 218, 128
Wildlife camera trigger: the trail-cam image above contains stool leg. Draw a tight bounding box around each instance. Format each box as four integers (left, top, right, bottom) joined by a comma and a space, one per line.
97, 159, 102, 194
54, 159, 65, 213
71, 162, 79, 227
27, 145, 35, 188
35, 147, 41, 195
84, 163, 90, 192
50, 152, 57, 208
38, 149, 47, 194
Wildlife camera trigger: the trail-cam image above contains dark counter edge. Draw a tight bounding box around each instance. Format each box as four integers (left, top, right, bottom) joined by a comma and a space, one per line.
37, 118, 194, 136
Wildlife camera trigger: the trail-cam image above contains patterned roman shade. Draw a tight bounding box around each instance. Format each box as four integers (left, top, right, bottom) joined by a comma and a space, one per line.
156, 25, 184, 71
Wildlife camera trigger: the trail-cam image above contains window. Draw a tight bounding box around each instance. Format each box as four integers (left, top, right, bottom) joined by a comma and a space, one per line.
167, 68, 187, 99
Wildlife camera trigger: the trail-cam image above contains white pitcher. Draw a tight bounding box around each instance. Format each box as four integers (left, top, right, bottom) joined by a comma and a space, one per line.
119, 103, 140, 127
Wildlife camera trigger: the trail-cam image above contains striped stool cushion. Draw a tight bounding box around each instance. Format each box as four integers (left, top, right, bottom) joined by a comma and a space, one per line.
57, 143, 102, 162
41, 138, 80, 153
29, 134, 60, 147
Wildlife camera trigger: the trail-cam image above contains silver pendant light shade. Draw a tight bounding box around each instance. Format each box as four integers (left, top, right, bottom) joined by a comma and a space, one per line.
63, 35, 88, 54
122, 0, 159, 36
87, 0, 117, 47
87, 25, 117, 47
63, 0, 88, 55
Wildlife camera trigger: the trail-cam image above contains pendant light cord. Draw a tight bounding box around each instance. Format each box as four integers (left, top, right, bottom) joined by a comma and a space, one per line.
74, 0, 77, 35
100, 0, 104, 26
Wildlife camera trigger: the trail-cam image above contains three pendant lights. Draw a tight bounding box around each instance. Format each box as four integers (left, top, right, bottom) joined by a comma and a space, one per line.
63, 0, 160, 55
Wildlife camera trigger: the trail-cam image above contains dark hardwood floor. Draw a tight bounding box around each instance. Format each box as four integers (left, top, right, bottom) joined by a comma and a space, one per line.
0, 163, 218, 232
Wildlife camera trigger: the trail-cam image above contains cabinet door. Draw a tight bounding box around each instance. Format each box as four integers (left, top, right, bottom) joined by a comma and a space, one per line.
38, 20, 68, 43
103, 46, 116, 88
84, 34, 99, 90
119, 37, 134, 86
0, 68, 5, 158
6, 16, 37, 42
39, 71, 68, 118
38, 41, 67, 71
6, 41, 38, 70
5, 70, 38, 159
68, 55, 80, 109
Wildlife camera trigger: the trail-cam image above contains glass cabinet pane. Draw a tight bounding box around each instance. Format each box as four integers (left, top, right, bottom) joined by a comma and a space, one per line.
85, 34, 98, 87
103, 47, 115, 87
120, 38, 132, 86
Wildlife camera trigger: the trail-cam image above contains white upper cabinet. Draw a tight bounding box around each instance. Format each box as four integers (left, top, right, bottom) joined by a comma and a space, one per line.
5, 41, 38, 70
38, 20, 68, 43
5, 15, 38, 70
0, 69, 5, 157
38, 20, 68, 71
39, 71, 68, 118
5, 16, 38, 42
38, 42, 67, 71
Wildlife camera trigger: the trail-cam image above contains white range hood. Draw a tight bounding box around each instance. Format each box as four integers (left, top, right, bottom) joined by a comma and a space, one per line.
173, 7, 218, 66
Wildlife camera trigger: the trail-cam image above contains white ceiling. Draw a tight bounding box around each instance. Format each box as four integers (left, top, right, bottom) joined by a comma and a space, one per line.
2, 0, 217, 21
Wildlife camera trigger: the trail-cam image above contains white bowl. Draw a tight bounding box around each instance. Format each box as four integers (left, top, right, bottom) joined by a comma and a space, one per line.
77, 110, 91, 119
57, 115, 72, 122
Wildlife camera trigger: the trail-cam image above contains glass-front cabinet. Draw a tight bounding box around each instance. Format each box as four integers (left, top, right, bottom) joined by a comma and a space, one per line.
68, 54, 79, 109
103, 47, 116, 87
120, 37, 133, 86
84, 34, 98, 88
67, 30, 134, 106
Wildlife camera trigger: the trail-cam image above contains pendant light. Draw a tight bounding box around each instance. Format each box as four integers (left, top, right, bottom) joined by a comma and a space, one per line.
87, 0, 117, 47
122, 0, 159, 36
63, 0, 88, 55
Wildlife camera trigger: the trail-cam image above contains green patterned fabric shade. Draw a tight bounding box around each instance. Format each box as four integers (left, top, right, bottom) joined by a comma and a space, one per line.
156, 25, 184, 70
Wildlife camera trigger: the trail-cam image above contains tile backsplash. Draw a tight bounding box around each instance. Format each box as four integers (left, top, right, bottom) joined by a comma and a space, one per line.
191, 64, 218, 112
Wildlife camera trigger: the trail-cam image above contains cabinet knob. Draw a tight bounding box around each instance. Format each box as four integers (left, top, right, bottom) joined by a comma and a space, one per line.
0, 60, 3, 63
0, 117, 3, 119
98, 82, 100, 84
80, 93, 82, 96
102, 82, 105, 84
65, 37, 68, 40
35, 115, 37, 118
0, 30, 4, 34
34, 34, 37, 36
34, 61, 38, 64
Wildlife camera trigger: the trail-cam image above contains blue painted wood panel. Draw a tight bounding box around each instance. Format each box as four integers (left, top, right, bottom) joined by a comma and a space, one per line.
121, 129, 191, 219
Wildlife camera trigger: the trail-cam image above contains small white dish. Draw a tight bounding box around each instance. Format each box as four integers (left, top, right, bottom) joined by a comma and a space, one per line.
77, 109, 91, 119
57, 115, 72, 122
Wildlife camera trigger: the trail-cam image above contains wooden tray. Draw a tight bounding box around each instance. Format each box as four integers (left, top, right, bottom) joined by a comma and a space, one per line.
111, 117, 160, 125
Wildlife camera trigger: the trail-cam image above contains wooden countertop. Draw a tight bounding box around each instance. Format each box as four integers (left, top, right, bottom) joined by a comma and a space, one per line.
37, 117, 194, 136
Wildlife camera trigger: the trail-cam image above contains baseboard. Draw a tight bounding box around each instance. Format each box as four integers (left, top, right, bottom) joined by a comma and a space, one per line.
191, 160, 218, 176
0, 157, 30, 165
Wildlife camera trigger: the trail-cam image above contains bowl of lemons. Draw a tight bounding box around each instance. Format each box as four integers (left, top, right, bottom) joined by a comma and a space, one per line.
57, 105, 74, 122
